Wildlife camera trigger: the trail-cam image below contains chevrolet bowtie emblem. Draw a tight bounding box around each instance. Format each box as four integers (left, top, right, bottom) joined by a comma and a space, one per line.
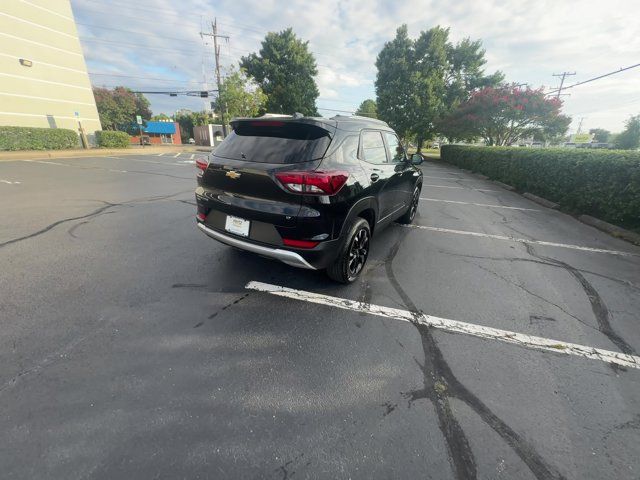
226, 170, 241, 179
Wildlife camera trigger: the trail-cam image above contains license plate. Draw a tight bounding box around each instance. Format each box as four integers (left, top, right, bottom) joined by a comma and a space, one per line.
225, 215, 250, 237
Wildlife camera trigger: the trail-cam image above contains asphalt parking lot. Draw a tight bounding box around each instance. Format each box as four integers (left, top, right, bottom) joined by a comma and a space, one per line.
1, 152, 639, 480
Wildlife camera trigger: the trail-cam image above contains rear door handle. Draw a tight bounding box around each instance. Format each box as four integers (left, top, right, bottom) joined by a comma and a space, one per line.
370, 173, 379, 182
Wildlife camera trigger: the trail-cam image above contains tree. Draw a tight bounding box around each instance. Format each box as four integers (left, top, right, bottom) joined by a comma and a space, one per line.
214, 68, 267, 120
589, 128, 611, 143
355, 99, 377, 118
375, 25, 503, 152
174, 110, 211, 143
616, 115, 640, 150
375, 25, 415, 143
241, 28, 319, 116
440, 85, 571, 146
151, 113, 171, 121
93, 86, 151, 130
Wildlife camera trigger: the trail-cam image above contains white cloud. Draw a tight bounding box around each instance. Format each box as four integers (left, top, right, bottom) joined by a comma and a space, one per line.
72, 0, 640, 131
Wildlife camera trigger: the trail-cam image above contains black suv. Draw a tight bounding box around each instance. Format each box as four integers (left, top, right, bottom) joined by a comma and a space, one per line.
195, 115, 423, 283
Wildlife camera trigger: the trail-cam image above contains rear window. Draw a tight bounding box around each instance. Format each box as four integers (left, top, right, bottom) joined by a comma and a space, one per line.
214, 122, 331, 164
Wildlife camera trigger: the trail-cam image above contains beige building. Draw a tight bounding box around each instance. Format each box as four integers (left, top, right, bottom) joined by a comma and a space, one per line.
0, 0, 101, 140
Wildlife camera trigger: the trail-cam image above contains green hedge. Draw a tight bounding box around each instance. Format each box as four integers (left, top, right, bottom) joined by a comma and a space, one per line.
440, 145, 640, 232
95, 130, 130, 148
0, 126, 79, 151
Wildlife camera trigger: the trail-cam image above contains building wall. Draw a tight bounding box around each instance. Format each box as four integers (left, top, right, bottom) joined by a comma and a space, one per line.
194, 124, 224, 147
0, 0, 101, 140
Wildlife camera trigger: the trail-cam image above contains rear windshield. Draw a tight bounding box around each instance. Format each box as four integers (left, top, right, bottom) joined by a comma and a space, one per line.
214, 122, 331, 164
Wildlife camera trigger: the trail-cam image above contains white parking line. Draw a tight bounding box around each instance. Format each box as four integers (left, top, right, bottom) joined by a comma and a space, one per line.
1, 179, 21, 184
423, 184, 501, 193
173, 153, 181, 158
157, 153, 165, 156
26, 160, 70, 166
420, 197, 540, 211
246, 282, 640, 370
190, 154, 195, 160
403, 224, 640, 257
423, 175, 465, 180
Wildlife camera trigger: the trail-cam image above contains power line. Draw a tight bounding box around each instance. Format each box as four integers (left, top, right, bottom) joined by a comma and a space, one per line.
551, 71, 575, 99
89, 72, 204, 84
546, 63, 640, 96
76, 22, 200, 44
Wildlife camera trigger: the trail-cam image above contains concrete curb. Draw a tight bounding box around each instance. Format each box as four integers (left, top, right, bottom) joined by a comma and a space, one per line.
579, 215, 640, 246
0, 146, 202, 162
493, 180, 516, 191
523, 192, 559, 210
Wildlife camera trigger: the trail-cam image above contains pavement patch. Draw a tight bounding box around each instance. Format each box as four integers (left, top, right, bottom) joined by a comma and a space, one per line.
246, 281, 640, 370
403, 224, 640, 257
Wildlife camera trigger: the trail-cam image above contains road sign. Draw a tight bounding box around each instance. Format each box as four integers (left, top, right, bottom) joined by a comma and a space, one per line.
571, 133, 593, 144
136, 115, 142, 125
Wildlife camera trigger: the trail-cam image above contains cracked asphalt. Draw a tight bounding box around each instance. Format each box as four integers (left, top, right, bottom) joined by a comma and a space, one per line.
1, 153, 639, 479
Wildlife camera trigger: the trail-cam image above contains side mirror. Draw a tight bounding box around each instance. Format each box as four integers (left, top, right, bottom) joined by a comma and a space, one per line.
411, 153, 423, 165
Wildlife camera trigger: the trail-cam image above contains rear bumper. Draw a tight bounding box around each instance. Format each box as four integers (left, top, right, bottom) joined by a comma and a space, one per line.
197, 222, 317, 270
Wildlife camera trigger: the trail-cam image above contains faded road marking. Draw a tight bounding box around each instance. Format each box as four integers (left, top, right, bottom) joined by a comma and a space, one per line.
173, 153, 181, 158
420, 197, 540, 211
423, 184, 501, 193
1, 179, 21, 184
246, 281, 640, 370
190, 154, 195, 159
403, 224, 640, 257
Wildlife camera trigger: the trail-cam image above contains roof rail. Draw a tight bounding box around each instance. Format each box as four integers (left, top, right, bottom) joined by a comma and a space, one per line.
330, 114, 388, 126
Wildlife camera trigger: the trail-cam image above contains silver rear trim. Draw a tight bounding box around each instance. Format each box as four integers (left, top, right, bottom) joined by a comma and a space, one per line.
197, 222, 316, 270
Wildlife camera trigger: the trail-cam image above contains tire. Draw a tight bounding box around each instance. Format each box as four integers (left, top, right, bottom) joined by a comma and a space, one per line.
326, 218, 371, 284
396, 184, 421, 224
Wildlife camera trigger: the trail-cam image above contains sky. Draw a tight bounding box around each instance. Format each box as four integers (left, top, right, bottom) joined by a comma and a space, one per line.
71, 0, 640, 134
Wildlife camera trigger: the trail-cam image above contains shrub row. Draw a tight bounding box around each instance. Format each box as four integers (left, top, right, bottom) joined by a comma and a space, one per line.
440, 145, 640, 232
0, 126, 79, 151
95, 130, 130, 148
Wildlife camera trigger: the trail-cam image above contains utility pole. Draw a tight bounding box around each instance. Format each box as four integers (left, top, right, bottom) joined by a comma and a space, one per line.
201, 19, 230, 136
552, 71, 576, 99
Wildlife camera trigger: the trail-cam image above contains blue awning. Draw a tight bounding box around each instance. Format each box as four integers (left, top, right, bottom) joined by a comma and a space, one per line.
144, 122, 175, 134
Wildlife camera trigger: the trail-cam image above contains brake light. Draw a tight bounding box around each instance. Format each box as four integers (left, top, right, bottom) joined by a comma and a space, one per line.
275, 170, 349, 195
195, 157, 209, 174
196, 213, 206, 221
282, 238, 319, 249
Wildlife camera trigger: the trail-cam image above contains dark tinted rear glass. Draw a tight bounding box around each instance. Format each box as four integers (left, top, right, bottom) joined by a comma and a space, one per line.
214, 122, 331, 164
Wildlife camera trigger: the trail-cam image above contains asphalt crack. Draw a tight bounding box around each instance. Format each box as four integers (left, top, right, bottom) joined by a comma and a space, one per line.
0, 203, 119, 249
524, 244, 636, 356
384, 228, 565, 480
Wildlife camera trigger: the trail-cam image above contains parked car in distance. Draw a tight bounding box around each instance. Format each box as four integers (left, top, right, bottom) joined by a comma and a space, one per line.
194, 115, 423, 283
431, 142, 440, 149
188, 138, 195, 144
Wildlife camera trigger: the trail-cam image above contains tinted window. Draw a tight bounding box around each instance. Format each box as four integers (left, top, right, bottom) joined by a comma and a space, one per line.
214, 123, 331, 164
361, 131, 388, 165
334, 135, 360, 165
385, 132, 406, 163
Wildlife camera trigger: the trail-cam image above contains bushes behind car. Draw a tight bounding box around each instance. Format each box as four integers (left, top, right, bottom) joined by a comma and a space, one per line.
440, 145, 640, 232
0, 126, 79, 151
95, 130, 131, 148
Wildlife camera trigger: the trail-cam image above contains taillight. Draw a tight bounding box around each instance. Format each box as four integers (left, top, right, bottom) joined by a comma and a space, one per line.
282, 238, 319, 249
275, 170, 349, 195
196, 213, 207, 221
195, 157, 209, 175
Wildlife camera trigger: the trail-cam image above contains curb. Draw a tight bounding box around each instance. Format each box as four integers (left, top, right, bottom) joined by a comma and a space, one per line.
493, 180, 515, 191
0, 146, 202, 162
523, 192, 559, 210
579, 215, 640, 246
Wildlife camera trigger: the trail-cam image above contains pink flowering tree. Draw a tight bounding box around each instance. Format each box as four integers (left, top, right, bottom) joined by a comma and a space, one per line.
439, 85, 571, 145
